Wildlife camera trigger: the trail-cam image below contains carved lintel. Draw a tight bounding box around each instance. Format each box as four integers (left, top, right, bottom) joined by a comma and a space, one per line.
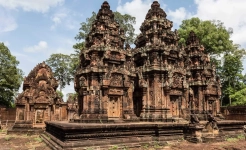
108, 88, 124, 95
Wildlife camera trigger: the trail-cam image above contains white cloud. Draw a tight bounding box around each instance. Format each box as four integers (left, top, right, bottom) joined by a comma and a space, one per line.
117, 0, 153, 34
50, 8, 81, 30
51, 10, 68, 30
44, 36, 75, 55
167, 7, 192, 29
24, 41, 48, 53
0, 0, 64, 13
192, 0, 246, 73
194, 0, 246, 48
0, 10, 17, 33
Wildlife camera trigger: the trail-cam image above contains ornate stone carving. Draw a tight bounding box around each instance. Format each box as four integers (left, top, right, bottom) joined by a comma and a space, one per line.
15, 62, 67, 126
74, 1, 222, 123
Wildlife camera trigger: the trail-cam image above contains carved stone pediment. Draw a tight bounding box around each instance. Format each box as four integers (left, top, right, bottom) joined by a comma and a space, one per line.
110, 74, 123, 87
16, 61, 60, 107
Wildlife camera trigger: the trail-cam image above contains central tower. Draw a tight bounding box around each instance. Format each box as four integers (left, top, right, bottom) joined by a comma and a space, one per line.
133, 1, 187, 121
74, 1, 137, 122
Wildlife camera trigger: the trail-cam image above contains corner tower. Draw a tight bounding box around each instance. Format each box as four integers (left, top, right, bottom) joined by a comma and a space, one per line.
185, 31, 222, 117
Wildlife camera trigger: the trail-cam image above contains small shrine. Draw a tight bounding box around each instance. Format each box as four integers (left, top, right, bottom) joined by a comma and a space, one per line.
15, 62, 67, 127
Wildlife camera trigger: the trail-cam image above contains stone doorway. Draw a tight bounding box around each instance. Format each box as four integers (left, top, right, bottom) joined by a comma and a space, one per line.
35, 109, 44, 124
108, 96, 120, 119
170, 96, 179, 117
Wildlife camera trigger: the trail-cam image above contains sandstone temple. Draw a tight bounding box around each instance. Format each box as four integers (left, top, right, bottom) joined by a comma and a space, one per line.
14, 62, 67, 128
73, 1, 222, 123
38, 1, 245, 149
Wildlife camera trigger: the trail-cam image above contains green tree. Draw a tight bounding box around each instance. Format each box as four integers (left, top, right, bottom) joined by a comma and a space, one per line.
220, 46, 246, 105
73, 11, 136, 50
178, 17, 233, 55
56, 90, 64, 99
46, 53, 72, 92
0, 43, 23, 107
69, 45, 84, 76
229, 87, 246, 106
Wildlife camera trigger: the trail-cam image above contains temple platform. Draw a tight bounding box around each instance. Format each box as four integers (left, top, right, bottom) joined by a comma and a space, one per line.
41, 120, 246, 149
7, 120, 45, 135
42, 121, 187, 149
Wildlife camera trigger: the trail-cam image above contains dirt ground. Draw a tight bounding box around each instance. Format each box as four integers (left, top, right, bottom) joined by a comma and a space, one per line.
0, 130, 246, 150
0, 130, 49, 150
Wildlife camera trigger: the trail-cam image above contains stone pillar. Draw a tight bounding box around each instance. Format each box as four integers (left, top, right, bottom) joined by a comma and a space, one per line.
198, 87, 203, 113
216, 99, 220, 114
140, 87, 148, 120
165, 90, 172, 119
26, 103, 30, 120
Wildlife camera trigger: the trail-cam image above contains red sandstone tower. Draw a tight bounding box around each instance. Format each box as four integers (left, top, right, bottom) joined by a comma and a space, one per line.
74, 1, 137, 122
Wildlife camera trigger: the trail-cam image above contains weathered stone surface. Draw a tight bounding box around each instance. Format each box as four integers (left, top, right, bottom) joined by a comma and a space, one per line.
42, 1, 246, 149
74, 1, 136, 122
14, 61, 67, 128
43, 121, 186, 149
74, 1, 222, 123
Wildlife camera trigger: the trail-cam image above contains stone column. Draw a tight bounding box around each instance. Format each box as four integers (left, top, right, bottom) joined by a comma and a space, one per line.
26, 103, 30, 120
140, 87, 147, 119
198, 87, 203, 113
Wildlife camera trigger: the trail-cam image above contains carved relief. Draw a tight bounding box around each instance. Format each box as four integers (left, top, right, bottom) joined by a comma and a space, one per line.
74, 1, 222, 122
15, 62, 66, 125
110, 74, 122, 87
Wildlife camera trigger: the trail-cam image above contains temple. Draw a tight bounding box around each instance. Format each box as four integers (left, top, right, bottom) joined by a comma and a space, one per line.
74, 1, 137, 122
42, 1, 245, 149
73, 1, 222, 123
14, 62, 67, 128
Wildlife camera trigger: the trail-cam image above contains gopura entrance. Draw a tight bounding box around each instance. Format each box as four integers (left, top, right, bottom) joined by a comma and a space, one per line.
15, 62, 67, 128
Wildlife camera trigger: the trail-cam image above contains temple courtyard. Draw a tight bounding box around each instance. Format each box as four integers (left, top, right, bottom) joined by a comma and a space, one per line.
0, 130, 246, 150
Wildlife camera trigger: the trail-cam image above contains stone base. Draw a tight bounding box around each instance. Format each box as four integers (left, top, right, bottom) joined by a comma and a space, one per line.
7, 128, 44, 135
43, 121, 187, 149
184, 120, 246, 143
7, 120, 44, 135
42, 120, 246, 149
75, 113, 140, 123
184, 124, 204, 143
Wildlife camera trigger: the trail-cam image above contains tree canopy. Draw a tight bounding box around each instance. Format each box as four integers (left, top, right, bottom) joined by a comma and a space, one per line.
178, 17, 233, 55
0, 43, 23, 107
46, 53, 72, 92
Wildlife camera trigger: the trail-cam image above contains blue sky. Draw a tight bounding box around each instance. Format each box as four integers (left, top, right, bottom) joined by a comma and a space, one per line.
1, 0, 246, 100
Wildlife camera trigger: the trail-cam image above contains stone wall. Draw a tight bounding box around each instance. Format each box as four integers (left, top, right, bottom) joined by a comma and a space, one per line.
221, 106, 246, 120
0, 107, 16, 129
0, 107, 16, 121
